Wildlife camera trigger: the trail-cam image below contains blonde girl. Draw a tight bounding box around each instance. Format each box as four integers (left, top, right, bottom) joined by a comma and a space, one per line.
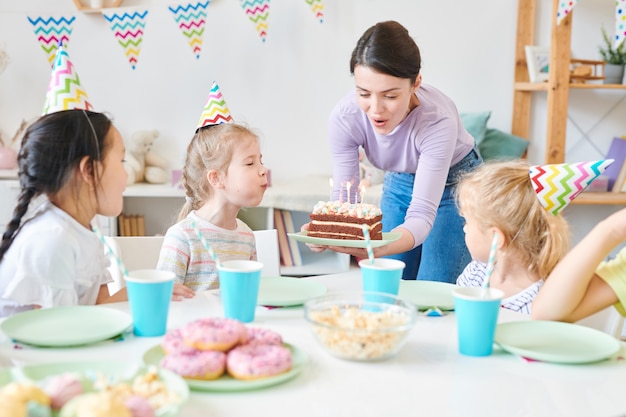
455, 159, 570, 314
157, 123, 268, 291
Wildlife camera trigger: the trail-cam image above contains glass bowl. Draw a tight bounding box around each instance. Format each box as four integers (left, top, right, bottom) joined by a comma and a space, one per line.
303, 292, 417, 361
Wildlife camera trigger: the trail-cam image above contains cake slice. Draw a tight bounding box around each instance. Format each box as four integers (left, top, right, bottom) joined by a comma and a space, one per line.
308, 201, 383, 240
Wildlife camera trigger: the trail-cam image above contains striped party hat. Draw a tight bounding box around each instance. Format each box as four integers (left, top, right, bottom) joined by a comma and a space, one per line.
42, 44, 93, 115
196, 81, 234, 130
529, 159, 614, 215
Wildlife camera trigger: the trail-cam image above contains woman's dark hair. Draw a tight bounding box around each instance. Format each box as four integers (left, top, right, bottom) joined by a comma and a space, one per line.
350, 20, 421, 83
0, 109, 112, 261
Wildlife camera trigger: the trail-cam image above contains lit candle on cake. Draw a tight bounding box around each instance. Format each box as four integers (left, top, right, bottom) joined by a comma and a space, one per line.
346, 181, 352, 205
360, 184, 366, 204
329, 177, 333, 201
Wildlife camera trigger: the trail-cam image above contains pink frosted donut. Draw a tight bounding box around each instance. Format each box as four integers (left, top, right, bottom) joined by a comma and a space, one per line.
181, 318, 247, 352
242, 327, 283, 346
162, 328, 197, 355
160, 350, 226, 380
226, 344, 292, 380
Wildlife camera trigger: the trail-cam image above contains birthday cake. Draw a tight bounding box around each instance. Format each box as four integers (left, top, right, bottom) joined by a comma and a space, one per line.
308, 201, 383, 240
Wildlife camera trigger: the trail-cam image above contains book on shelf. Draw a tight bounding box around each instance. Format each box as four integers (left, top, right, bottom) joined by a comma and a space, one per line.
281, 209, 303, 266
604, 137, 626, 191
117, 213, 146, 236
273, 209, 293, 267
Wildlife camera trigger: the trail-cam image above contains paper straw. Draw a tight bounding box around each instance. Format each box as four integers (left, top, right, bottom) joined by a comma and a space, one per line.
93, 226, 129, 278
190, 220, 221, 267
362, 224, 375, 264
483, 232, 498, 289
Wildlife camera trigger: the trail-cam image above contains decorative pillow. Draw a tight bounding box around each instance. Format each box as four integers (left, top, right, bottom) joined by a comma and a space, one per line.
478, 128, 529, 161
460, 111, 492, 144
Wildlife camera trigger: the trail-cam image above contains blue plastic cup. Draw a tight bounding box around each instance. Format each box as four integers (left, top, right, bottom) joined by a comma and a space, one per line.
452, 287, 504, 356
125, 269, 175, 337
217, 260, 263, 323
359, 258, 405, 298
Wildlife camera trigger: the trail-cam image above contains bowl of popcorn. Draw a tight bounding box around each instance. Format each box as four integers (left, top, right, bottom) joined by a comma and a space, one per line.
304, 292, 416, 361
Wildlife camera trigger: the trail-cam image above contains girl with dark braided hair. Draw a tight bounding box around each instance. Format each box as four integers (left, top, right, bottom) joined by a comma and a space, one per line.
0, 110, 193, 317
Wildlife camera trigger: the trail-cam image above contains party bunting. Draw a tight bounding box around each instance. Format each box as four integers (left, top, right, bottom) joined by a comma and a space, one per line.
196, 81, 234, 130
27, 15, 75, 66
304, 0, 324, 23
616, 0, 626, 48
529, 159, 614, 215
42, 45, 93, 115
556, 0, 579, 25
239, 0, 270, 42
103, 10, 149, 70
168, 1, 209, 59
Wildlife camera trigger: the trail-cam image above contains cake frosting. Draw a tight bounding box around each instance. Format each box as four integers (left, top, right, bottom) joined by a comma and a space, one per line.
308, 201, 383, 240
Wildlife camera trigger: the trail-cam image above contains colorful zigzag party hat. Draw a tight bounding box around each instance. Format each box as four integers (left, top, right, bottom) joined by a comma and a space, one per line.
42, 44, 93, 115
196, 81, 234, 129
529, 159, 614, 215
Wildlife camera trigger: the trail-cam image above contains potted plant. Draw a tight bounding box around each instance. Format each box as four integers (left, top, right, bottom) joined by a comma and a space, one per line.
598, 27, 626, 84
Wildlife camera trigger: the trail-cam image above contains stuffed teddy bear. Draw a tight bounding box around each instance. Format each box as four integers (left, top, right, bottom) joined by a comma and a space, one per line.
124, 129, 169, 185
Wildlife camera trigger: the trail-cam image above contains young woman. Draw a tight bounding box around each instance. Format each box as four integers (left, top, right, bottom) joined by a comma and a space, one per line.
309, 20, 482, 282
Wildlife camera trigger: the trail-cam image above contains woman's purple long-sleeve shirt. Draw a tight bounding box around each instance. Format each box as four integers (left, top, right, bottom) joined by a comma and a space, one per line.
328, 84, 475, 249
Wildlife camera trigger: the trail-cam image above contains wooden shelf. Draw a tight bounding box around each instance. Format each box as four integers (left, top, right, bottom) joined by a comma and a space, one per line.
72, 0, 123, 12
512, 0, 626, 205
571, 192, 626, 205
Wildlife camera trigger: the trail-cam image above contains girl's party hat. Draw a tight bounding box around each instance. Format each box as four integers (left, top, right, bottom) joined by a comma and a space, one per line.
196, 81, 234, 130
42, 44, 93, 115
529, 159, 614, 215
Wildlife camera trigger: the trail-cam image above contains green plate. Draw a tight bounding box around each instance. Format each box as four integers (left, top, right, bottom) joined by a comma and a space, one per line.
398, 280, 456, 311
494, 320, 622, 364
287, 231, 401, 248
257, 277, 327, 307
0, 360, 188, 417
0, 306, 132, 347
143, 343, 308, 392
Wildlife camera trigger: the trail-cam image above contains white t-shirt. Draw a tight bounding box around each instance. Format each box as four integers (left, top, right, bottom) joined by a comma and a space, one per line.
0, 201, 112, 317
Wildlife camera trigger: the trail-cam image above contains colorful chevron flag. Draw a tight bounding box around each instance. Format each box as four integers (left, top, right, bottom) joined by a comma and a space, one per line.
304, 0, 324, 23
529, 159, 614, 215
168, 1, 209, 59
239, 0, 270, 42
27, 15, 75, 66
103, 10, 148, 70
196, 81, 234, 129
42, 45, 93, 115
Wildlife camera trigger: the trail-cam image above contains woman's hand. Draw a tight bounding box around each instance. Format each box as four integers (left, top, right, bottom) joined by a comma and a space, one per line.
172, 283, 195, 301
301, 221, 327, 253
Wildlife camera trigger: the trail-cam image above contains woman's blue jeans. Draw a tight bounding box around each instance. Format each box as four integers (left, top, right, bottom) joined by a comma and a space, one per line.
381, 148, 482, 282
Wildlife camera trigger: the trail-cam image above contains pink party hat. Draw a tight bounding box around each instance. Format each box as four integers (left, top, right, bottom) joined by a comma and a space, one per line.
529, 159, 614, 215
196, 81, 234, 129
42, 45, 93, 115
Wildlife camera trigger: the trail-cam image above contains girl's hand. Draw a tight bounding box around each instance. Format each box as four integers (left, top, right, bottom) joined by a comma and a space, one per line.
172, 283, 195, 301
300, 221, 327, 253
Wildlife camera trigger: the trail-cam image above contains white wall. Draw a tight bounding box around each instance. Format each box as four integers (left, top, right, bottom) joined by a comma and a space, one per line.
1, 0, 624, 247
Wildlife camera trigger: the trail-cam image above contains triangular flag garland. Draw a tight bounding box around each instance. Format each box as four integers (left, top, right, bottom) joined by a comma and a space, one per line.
168, 1, 209, 59
196, 81, 234, 129
103, 10, 149, 70
27, 15, 75, 66
529, 159, 614, 215
240, 0, 270, 42
304, 0, 324, 23
42, 45, 93, 115
616, 0, 625, 49
557, 0, 579, 25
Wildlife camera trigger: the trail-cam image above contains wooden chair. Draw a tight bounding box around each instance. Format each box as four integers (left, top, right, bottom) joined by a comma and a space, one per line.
253, 229, 280, 277
576, 306, 625, 339
104, 236, 164, 293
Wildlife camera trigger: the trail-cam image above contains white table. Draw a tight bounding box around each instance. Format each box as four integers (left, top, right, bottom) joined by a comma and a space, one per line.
2, 271, 626, 417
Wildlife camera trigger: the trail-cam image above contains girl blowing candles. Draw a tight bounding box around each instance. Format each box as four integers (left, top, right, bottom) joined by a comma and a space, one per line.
157, 83, 268, 291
